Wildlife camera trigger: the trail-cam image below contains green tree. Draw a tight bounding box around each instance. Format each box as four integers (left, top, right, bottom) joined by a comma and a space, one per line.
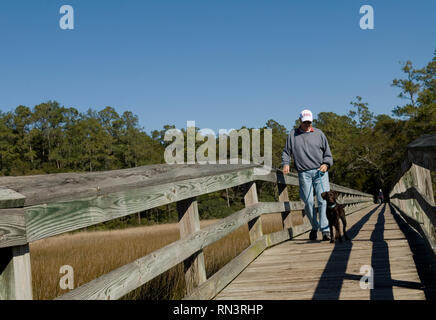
348, 96, 374, 129
0, 112, 18, 175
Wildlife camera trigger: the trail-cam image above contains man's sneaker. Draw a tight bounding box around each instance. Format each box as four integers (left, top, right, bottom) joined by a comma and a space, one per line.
309, 230, 317, 241
322, 232, 331, 241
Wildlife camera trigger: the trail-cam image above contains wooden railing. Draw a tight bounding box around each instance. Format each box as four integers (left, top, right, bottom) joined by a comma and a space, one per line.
390, 134, 436, 255
0, 163, 373, 300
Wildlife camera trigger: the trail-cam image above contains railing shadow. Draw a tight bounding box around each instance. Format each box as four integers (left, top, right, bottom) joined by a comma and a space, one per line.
312, 204, 381, 299
389, 204, 436, 300
312, 204, 427, 300
390, 187, 436, 224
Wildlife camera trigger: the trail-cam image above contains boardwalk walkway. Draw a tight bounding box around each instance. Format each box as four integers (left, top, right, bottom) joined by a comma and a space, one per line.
215, 203, 434, 300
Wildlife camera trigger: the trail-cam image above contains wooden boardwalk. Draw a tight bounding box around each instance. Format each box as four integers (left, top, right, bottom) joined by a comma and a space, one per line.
215, 203, 429, 300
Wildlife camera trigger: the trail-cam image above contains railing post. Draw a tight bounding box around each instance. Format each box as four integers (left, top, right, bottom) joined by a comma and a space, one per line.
244, 182, 263, 243
176, 197, 206, 295
0, 189, 32, 300
0, 245, 33, 300
278, 184, 292, 231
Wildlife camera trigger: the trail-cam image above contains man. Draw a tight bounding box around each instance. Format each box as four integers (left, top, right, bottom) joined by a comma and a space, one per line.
378, 189, 384, 203
282, 109, 333, 241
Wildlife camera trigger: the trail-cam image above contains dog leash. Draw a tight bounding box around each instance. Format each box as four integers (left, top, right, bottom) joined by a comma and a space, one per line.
316, 170, 336, 208
316, 170, 326, 193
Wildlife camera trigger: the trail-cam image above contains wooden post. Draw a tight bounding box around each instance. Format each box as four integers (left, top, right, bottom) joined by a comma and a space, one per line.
244, 182, 263, 243
177, 197, 206, 295
0, 189, 32, 300
278, 184, 292, 231
0, 245, 33, 300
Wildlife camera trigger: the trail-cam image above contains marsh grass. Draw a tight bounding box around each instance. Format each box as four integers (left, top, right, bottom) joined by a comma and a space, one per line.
30, 213, 289, 300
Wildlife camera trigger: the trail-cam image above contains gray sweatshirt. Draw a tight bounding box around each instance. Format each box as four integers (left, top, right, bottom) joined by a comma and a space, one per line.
281, 127, 333, 172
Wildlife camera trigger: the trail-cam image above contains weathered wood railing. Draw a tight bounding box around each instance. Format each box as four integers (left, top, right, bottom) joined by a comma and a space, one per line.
0, 163, 373, 300
389, 134, 436, 255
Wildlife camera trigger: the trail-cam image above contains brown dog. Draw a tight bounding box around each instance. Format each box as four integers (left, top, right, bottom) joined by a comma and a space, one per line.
321, 191, 350, 243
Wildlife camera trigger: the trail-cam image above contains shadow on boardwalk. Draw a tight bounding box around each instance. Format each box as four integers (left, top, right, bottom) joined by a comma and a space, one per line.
312, 204, 432, 300
312, 204, 381, 299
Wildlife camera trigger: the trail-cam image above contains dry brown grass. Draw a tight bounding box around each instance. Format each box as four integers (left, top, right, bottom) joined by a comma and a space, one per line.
29, 213, 286, 300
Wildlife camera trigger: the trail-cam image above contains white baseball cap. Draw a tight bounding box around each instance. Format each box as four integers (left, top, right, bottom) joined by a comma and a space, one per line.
300, 109, 313, 122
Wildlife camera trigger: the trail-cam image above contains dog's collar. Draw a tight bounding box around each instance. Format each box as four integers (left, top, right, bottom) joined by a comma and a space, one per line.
328, 203, 336, 209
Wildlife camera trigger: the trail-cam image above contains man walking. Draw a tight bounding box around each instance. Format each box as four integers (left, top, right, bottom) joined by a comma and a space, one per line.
282, 109, 333, 241
378, 189, 384, 203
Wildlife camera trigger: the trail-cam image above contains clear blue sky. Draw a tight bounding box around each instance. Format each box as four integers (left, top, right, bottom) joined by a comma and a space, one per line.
1, 0, 435, 133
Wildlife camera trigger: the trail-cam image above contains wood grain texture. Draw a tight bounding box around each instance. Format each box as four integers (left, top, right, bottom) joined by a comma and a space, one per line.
244, 182, 262, 243
406, 134, 436, 172
177, 198, 207, 294
26, 167, 256, 242
0, 208, 27, 248
390, 157, 436, 255
0, 188, 26, 209
0, 244, 33, 300
1, 164, 260, 207
278, 184, 292, 230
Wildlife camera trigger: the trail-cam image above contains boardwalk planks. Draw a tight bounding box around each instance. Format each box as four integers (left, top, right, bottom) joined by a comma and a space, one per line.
215, 204, 426, 300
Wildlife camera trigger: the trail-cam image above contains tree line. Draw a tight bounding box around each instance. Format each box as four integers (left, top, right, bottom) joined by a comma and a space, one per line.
0, 51, 434, 226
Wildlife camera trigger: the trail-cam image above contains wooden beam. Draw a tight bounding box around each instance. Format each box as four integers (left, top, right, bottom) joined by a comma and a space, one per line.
26, 167, 256, 242
407, 134, 436, 172
177, 198, 206, 295
253, 171, 299, 187
0, 188, 25, 209
278, 184, 292, 231
390, 162, 436, 250
0, 208, 27, 249
0, 164, 260, 207
244, 182, 262, 243
254, 171, 372, 197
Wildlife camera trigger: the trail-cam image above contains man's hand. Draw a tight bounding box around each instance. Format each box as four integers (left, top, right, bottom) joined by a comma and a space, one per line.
319, 164, 328, 173
283, 164, 290, 175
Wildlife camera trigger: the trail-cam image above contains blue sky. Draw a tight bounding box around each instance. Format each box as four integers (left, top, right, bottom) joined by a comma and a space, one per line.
1, 0, 435, 133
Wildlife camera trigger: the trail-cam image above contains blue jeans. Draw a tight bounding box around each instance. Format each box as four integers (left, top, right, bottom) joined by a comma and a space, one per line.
298, 169, 330, 233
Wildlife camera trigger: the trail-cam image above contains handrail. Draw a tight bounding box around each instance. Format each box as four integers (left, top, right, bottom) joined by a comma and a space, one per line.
389, 134, 436, 255
0, 163, 374, 300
